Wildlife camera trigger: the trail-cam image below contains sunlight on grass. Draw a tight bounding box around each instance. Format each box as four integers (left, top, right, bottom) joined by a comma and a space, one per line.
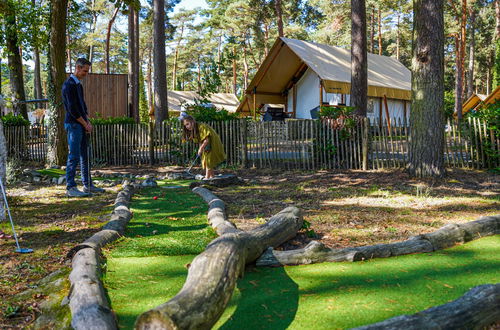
105, 236, 499, 329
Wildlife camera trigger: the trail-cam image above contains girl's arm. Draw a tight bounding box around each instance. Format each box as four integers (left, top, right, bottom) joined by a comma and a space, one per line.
198, 138, 209, 155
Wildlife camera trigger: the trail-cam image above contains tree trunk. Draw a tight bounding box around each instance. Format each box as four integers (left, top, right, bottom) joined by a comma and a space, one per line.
350, 0, 367, 117
467, 5, 476, 99
0, 121, 7, 219
396, 13, 400, 60
354, 284, 500, 330
46, 0, 69, 167
105, 4, 120, 74
5, 10, 28, 119
146, 48, 153, 117
275, 0, 284, 37
377, 7, 382, 55
135, 204, 303, 329
128, 5, 139, 122
256, 215, 499, 267
32, 0, 43, 108
454, 35, 464, 120
370, 7, 375, 53
408, 0, 445, 178
232, 47, 237, 95
171, 24, 184, 91
153, 0, 168, 128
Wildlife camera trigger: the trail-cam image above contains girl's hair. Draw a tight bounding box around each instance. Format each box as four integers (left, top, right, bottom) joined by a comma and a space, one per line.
182, 115, 199, 141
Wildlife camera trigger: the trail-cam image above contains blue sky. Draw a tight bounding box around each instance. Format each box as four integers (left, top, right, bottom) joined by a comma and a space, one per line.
174, 0, 208, 12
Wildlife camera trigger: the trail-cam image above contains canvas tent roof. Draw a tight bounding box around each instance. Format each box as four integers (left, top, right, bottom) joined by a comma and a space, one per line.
238, 37, 411, 113
168, 91, 239, 112
458, 86, 500, 116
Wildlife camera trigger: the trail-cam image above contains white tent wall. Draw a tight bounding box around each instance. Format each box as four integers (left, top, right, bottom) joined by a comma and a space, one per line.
294, 68, 320, 119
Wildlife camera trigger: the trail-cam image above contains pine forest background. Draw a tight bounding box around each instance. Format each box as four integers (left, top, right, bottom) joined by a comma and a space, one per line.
0, 0, 498, 123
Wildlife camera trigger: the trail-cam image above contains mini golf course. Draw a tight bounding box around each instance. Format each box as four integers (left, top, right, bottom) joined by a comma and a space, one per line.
102, 180, 499, 329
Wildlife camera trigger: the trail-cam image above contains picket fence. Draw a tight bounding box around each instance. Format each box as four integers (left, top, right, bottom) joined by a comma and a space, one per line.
3, 118, 499, 170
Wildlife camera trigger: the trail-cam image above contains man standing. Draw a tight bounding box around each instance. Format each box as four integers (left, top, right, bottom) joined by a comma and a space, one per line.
62, 58, 104, 197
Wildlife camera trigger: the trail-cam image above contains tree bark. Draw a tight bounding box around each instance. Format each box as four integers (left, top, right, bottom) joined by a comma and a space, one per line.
408, 0, 445, 178
105, 4, 120, 74
354, 284, 500, 330
135, 188, 303, 329
68, 185, 134, 330
0, 121, 7, 219
466, 5, 476, 98
256, 215, 499, 267
172, 23, 185, 90
274, 0, 284, 37
377, 7, 382, 55
153, 0, 168, 127
46, 0, 69, 166
32, 0, 43, 108
370, 7, 375, 53
5, 9, 28, 119
350, 0, 367, 117
128, 5, 139, 122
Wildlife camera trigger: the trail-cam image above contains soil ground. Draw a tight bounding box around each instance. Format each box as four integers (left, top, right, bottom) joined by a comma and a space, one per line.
0, 165, 498, 328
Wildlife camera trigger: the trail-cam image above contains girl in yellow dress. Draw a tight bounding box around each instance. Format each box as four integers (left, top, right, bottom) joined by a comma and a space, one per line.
181, 115, 226, 179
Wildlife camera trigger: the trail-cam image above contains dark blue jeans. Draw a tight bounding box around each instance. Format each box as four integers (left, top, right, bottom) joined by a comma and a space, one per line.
65, 123, 90, 189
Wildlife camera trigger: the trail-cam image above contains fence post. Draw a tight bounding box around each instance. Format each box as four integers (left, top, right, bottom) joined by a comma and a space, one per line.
362, 117, 369, 170
240, 119, 248, 168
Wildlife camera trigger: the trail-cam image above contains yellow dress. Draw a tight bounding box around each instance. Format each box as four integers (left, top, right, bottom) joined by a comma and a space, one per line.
194, 123, 226, 169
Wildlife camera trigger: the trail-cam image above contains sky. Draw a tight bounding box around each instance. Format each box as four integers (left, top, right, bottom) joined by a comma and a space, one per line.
173, 0, 208, 12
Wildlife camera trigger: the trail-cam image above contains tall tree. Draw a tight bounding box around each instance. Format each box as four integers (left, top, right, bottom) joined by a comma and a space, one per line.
494, 0, 500, 88
409, 0, 445, 178
46, 0, 68, 166
350, 0, 368, 116
4, 1, 28, 119
32, 0, 44, 108
467, 1, 477, 98
128, 1, 139, 122
105, 1, 122, 73
274, 0, 284, 37
153, 0, 168, 126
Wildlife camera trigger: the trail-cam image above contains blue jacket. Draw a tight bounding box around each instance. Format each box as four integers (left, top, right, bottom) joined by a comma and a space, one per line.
62, 76, 88, 125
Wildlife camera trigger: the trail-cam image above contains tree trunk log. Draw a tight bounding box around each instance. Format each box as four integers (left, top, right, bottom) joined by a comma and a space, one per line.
67, 185, 134, 329
354, 283, 500, 330
192, 187, 239, 236
257, 215, 499, 267
135, 206, 303, 329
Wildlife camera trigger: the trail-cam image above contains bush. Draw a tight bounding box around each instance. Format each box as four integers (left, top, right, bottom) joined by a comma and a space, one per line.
185, 105, 239, 122
1, 113, 30, 126
89, 115, 136, 125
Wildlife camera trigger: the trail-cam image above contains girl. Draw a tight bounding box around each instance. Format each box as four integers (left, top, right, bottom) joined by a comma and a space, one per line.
181, 115, 226, 179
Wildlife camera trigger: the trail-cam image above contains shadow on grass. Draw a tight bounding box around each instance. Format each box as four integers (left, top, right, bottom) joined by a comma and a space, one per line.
219, 266, 299, 330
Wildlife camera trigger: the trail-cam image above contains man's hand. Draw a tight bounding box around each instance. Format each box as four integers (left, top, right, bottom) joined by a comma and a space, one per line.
85, 121, 93, 133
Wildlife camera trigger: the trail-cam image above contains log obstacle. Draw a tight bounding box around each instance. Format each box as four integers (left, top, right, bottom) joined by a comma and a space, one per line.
67, 184, 134, 330
135, 187, 303, 330
256, 215, 500, 266
354, 283, 500, 330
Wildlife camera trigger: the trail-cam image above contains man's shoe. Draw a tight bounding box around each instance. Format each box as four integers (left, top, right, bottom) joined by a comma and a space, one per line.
66, 187, 90, 197
83, 185, 105, 193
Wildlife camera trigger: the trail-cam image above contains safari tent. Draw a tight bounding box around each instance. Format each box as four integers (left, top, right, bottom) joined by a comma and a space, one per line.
237, 37, 412, 124
459, 86, 500, 116
168, 91, 239, 113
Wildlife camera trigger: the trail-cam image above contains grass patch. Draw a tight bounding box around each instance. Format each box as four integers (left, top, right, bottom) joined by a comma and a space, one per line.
107, 182, 216, 258
105, 236, 499, 329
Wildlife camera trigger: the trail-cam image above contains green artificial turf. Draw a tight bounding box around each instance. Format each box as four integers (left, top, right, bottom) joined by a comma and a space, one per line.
105, 231, 499, 329
108, 181, 216, 258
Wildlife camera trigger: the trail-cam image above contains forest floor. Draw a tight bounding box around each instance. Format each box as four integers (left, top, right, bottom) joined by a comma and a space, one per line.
0, 165, 498, 328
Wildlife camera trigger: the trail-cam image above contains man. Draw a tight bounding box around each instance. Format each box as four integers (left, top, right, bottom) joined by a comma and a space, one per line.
62, 58, 104, 197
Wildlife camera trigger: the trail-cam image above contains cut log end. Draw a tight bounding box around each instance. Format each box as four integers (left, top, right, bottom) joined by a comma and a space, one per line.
135, 310, 177, 330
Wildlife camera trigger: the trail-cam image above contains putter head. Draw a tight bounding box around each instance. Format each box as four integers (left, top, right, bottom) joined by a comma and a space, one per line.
16, 248, 33, 253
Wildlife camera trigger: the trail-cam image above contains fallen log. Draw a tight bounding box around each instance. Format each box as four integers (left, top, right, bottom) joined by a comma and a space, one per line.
135, 206, 303, 330
353, 283, 500, 330
67, 184, 134, 330
192, 187, 240, 235
256, 214, 499, 267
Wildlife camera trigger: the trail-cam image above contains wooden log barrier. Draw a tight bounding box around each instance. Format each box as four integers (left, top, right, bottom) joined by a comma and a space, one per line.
257, 214, 500, 267
353, 283, 500, 330
67, 184, 134, 330
135, 187, 303, 330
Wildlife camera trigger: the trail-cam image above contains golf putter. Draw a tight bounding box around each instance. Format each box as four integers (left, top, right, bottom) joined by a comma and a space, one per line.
86, 133, 92, 196
186, 154, 200, 175
0, 176, 33, 253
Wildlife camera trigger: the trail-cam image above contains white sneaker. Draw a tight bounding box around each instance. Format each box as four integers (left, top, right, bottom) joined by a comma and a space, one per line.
66, 187, 90, 197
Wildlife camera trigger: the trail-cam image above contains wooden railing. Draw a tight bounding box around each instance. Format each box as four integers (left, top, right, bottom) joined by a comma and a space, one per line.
3, 118, 498, 170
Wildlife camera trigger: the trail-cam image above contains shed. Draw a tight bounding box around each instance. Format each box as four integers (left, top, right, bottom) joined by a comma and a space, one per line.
168, 91, 239, 113
237, 37, 411, 124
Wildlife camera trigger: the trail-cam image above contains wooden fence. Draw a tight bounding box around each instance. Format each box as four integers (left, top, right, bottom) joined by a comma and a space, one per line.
3, 118, 499, 170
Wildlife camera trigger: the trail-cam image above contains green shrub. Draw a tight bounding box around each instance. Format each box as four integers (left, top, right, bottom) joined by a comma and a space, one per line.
185, 105, 239, 122
89, 115, 136, 125
1, 113, 30, 126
